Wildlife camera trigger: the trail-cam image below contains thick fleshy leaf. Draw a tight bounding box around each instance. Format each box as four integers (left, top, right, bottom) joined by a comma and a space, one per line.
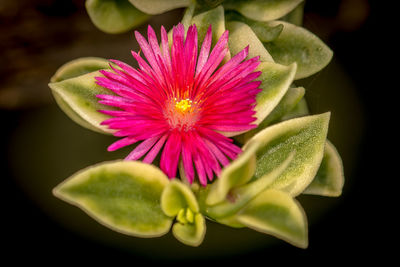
172, 214, 206, 247
224, 0, 304, 22
281, 97, 309, 120
50, 57, 110, 83
236, 189, 308, 248
254, 61, 297, 124
246, 113, 330, 196
129, 0, 190, 15
240, 86, 305, 143
263, 21, 333, 79
86, 0, 149, 34
53, 161, 172, 237
303, 141, 344, 197
227, 21, 274, 62
206, 141, 259, 205
161, 180, 199, 217
205, 152, 294, 219
280, 1, 304, 26
49, 71, 115, 134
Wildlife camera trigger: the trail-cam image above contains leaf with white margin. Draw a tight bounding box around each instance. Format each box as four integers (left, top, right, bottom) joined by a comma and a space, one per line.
205, 152, 294, 219
161, 180, 205, 247
129, 0, 190, 15
227, 21, 274, 62
239, 87, 305, 143
49, 70, 115, 134
236, 189, 308, 248
206, 141, 259, 205
191, 5, 231, 62
86, 0, 149, 34
53, 160, 172, 238
303, 140, 344, 197
161, 180, 199, 216
246, 113, 330, 196
254, 62, 297, 125
224, 0, 304, 22
263, 21, 333, 79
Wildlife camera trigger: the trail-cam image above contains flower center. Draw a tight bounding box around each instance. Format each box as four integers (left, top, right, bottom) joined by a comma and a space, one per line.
175, 98, 193, 114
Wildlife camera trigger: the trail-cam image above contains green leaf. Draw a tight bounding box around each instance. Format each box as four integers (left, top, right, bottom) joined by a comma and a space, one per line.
86, 0, 149, 34
50, 57, 110, 83
280, 1, 304, 26
49, 70, 115, 134
247, 113, 330, 196
281, 97, 309, 120
224, 0, 304, 22
263, 21, 333, 79
303, 140, 344, 197
53, 160, 173, 237
161, 180, 199, 217
172, 213, 206, 247
206, 141, 259, 205
240, 86, 305, 143
129, 0, 190, 15
227, 21, 274, 62
254, 61, 297, 124
236, 189, 308, 248
205, 152, 294, 219
191, 5, 230, 62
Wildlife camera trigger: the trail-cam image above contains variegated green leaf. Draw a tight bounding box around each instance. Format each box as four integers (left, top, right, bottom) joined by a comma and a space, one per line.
205, 152, 294, 219
129, 0, 190, 15
224, 0, 304, 22
240, 86, 305, 143
281, 97, 309, 120
263, 21, 333, 79
227, 21, 274, 62
86, 0, 149, 34
303, 140, 344, 197
172, 213, 206, 247
236, 189, 308, 248
161, 180, 199, 217
53, 161, 172, 237
280, 1, 304, 26
49, 70, 115, 134
206, 141, 259, 205
246, 113, 330, 196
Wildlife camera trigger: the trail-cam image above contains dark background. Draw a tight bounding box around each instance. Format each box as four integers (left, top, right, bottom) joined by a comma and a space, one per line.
1, 0, 387, 264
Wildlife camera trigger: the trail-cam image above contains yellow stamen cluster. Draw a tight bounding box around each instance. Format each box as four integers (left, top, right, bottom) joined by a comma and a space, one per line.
174, 98, 193, 114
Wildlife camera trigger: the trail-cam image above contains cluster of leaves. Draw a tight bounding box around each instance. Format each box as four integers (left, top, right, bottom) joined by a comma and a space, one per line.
50, 0, 344, 248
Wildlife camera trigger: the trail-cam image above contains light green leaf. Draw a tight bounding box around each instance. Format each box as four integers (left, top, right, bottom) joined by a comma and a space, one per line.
86, 0, 149, 34
224, 0, 304, 22
215, 215, 246, 228
281, 97, 309, 120
161, 180, 199, 217
53, 160, 172, 237
49, 70, 115, 134
237, 189, 308, 248
206, 140, 259, 205
303, 140, 344, 197
205, 152, 294, 219
191, 5, 230, 61
280, 1, 304, 26
227, 21, 274, 62
254, 61, 297, 124
50, 57, 110, 83
263, 21, 333, 79
247, 113, 330, 196
129, 0, 190, 15
172, 213, 206, 247
240, 87, 305, 143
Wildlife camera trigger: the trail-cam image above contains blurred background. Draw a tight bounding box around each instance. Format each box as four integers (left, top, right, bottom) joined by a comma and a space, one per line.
1, 0, 384, 264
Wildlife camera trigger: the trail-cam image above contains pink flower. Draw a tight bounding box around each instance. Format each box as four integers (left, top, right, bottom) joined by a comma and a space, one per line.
96, 23, 261, 186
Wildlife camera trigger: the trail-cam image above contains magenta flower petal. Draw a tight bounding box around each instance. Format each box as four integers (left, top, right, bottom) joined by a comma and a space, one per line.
96, 23, 261, 186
